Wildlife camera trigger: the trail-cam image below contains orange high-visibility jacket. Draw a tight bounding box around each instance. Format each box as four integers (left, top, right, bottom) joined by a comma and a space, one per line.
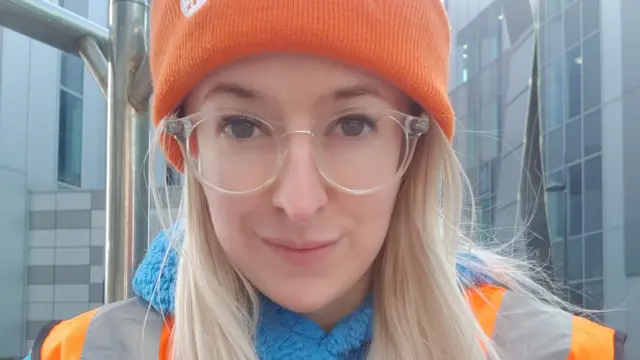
28, 284, 626, 360
27, 232, 627, 359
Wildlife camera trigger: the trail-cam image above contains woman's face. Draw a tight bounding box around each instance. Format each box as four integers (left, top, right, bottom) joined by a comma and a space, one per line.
184, 54, 411, 322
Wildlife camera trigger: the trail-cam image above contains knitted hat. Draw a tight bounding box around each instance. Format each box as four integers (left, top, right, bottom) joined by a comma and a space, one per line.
150, 0, 454, 171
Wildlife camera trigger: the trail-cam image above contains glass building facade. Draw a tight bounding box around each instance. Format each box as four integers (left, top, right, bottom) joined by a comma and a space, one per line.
447, 0, 639, 356
539, 0, 604, 311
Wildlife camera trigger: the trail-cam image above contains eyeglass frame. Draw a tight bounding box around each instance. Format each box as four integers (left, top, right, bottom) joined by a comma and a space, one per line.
163, 108, 431, 196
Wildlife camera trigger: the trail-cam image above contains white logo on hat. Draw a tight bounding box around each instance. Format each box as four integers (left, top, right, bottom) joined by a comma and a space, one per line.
181, 0, 206, 17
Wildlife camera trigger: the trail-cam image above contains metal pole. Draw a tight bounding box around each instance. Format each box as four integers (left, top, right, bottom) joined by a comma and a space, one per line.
130, 58, 153, 273
77, 37, 108, 97
562, 189, 568, 288
104, 0, 151, 303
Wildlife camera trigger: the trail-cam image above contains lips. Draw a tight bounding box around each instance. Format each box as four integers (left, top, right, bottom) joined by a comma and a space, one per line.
268, 240, 336, 251
261, 237, 339, 265
260, 234, 338, 248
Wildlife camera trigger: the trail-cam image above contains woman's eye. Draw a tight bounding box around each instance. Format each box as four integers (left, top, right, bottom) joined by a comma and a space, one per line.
221, 115, 262, 139
335, 114, 376, 137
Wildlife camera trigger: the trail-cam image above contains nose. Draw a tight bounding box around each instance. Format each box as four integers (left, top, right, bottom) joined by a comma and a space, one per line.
272, 134, 328, 224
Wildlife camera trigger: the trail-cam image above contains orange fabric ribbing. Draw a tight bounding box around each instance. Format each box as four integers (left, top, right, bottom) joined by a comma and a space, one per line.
150, 0, 454, 171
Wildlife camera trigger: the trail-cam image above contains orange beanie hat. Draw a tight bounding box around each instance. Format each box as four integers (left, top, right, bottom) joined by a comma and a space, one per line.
150, 0, 454, 170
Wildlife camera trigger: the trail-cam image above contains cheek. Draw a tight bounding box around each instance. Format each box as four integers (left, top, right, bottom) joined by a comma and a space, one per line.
341, 187, 398, 268
204, 189, 256, 253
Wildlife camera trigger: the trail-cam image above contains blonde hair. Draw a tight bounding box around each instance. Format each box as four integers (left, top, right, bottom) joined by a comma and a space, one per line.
149, 117, 569, 360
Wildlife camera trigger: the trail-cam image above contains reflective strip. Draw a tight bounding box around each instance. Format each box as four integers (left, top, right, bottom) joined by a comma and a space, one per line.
82, 297, 164, 359
492, 291, 572, 360
32, 320, 61, 360
614, 331, 627, 360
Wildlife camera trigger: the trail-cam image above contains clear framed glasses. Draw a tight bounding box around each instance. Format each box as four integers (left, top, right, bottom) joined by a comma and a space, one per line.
164, 107, 430, 195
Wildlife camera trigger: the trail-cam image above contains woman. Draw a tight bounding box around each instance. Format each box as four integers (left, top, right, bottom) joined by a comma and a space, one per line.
27, 0, 625, 359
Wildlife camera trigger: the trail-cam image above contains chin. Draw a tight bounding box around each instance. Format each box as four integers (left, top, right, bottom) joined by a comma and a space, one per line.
260, 282, 340, 314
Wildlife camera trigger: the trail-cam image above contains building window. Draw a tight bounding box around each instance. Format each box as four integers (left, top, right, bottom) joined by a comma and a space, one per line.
568, 162, 582, 236
457, 40, 471, 85
545, 127, 563, 171
480, 97, 501, 161
475, 161, 498, 240
583, 109, 601, 156
564, 2, 581, 49
58, 53, 84, 187
57, 0, 86, 187
584, 232, 603, 279
166, 165, 180, 186
582, 33, 601, 112
546, 56, 564, 128
479, 6, 502, 68
478, 194, 494, 234
568, 281, 584, 307
566, 237, 583, 281
564, 231, 604, 312
61, 52, 84, 94
456, 26, 480, 85
548, 15, 563, 60
565, 46, 582, 120
583, 155, 602, 233
539, 24, 547, 61
551, 240, 565, 280
581, 0, 600, 38
466, 111, 479, 169
565, 118, 582, 163
547, 0, 563, 19
583, 279, 604, 312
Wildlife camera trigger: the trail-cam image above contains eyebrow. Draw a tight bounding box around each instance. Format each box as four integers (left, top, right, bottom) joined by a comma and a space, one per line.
203, 83, 262, 100
202, 82, 383, 102
332, 84, 382, 100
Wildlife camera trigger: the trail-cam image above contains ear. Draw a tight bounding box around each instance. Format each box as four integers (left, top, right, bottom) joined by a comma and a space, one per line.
410, 101, 424, 117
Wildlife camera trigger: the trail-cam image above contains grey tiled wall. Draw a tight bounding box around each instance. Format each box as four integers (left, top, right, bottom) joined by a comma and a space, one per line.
24, 188, 181, 351
25, 190, 106, 350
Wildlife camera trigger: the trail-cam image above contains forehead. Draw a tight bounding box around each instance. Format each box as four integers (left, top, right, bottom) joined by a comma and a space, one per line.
190, 53, 409, 107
